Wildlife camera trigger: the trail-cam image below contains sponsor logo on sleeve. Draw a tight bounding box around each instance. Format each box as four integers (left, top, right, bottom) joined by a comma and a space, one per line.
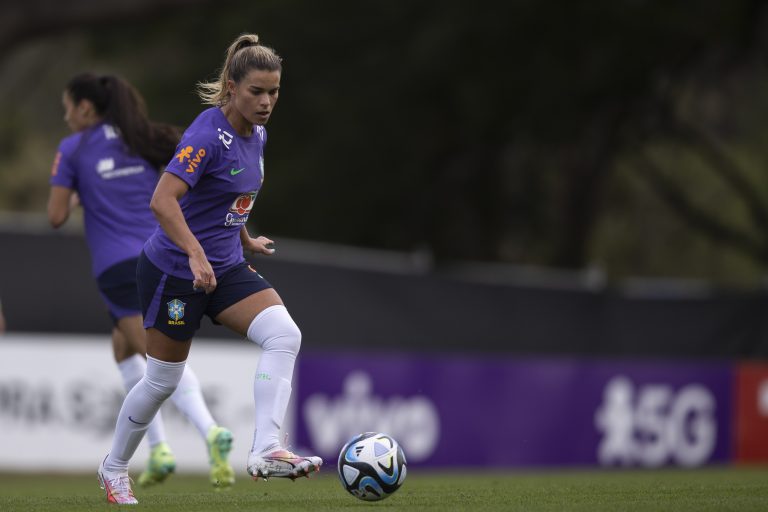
175, 146, 192, 162
174, 145, 207, 173
51, 151, 62, 176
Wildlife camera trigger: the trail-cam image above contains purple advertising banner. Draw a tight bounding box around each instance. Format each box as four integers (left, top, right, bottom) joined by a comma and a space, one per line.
295, 354, 732, 468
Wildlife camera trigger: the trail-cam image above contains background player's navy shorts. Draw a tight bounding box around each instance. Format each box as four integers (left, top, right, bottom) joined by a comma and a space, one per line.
137, 251, 273, 341
96, 257, 142, 324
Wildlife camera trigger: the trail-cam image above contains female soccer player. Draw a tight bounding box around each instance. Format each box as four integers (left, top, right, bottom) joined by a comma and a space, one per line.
48, 73, 235, 493
97, 33, 322, 505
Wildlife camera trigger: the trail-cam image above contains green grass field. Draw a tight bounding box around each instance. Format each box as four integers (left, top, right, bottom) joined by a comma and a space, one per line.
1, 467, 767, 511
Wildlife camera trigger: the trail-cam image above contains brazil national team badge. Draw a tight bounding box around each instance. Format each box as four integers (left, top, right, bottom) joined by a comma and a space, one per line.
167, 299, 186, 325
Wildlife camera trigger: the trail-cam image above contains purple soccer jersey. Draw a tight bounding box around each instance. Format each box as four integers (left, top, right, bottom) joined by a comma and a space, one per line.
50, 123, 158, 277
143, 107, 266, 279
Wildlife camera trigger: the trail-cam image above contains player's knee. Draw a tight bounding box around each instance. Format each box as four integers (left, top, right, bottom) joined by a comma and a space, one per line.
143, 357, 185, 402
247, 305, 302, 356
143, 373, 181, 402
263, 323, 302, 356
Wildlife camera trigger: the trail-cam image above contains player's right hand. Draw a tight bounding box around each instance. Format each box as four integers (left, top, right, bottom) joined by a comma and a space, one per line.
190, 253, 217, 293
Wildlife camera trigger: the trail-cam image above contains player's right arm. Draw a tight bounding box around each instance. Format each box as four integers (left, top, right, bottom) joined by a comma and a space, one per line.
150, 172, 216, 294
48, 143, 78, 229
47, 185, 74, 228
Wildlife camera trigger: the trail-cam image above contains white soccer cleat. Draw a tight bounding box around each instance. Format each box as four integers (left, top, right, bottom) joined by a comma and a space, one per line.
98, 457, 138, 505
247, 448, 322, 481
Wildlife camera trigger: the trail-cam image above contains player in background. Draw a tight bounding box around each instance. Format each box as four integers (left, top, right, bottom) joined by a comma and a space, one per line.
48, 73, 235, 494
97, 33, 322, 505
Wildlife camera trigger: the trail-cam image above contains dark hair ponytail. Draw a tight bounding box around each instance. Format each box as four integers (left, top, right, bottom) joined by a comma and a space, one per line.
66, 73, 180, 169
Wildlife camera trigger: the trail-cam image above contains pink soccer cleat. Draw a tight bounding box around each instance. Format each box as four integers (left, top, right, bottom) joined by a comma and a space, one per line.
98, 457, 138, 505
247, 448, 322, 481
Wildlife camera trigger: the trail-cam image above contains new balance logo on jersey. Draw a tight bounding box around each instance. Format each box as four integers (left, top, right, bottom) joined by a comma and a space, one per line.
96, 158, 144, 179
97, 158, 115, 172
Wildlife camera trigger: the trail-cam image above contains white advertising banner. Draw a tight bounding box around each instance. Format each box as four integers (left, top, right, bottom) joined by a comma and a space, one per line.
0, 333, 293, 473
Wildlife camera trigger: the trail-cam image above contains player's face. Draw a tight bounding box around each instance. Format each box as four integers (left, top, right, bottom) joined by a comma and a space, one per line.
62, 92, 92, 133
229, 69, 281, 127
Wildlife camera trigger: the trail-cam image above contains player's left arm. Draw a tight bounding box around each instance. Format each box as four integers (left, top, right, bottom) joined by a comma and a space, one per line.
240, 226, 275, 255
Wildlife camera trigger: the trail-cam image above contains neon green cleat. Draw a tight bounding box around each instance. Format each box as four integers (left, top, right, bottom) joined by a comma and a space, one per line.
137, 442, 176, 488
207, 426, 235, 489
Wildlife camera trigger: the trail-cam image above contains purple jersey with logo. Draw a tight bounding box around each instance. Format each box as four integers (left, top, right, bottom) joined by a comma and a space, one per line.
143, 107, 266, 279
50, 123, 158, 277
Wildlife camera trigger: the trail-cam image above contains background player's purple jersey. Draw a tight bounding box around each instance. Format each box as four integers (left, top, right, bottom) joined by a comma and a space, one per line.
143, 107, 266, 279
50, 123, 159, 277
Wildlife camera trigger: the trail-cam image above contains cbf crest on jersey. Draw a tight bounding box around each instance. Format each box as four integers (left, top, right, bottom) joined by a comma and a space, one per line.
167, 299, 186, 326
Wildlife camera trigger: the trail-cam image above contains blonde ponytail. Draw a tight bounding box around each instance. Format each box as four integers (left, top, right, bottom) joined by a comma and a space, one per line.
197, 33, 282, 106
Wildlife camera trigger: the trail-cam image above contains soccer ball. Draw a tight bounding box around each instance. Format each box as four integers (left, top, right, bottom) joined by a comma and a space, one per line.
337, 432, 407, 501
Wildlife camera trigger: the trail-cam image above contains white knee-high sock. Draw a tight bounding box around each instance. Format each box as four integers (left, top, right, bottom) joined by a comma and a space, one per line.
117, 354, 167, 447
170, 365, 216, 438
246, 305, 301, 455
104, 356, 185, 472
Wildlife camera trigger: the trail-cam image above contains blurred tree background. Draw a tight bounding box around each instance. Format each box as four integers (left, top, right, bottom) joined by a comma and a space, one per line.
2, 0, 768, 287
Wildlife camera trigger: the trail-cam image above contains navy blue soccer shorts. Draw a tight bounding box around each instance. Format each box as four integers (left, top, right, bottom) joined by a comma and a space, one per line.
137, 251, 273, 341
96, 257, 142, 324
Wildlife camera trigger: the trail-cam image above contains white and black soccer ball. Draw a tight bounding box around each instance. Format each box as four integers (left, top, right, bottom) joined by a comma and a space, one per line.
337, 432, 407, 501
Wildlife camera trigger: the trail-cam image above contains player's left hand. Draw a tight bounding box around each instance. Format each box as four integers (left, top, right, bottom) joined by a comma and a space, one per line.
245, 235, 276, 256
